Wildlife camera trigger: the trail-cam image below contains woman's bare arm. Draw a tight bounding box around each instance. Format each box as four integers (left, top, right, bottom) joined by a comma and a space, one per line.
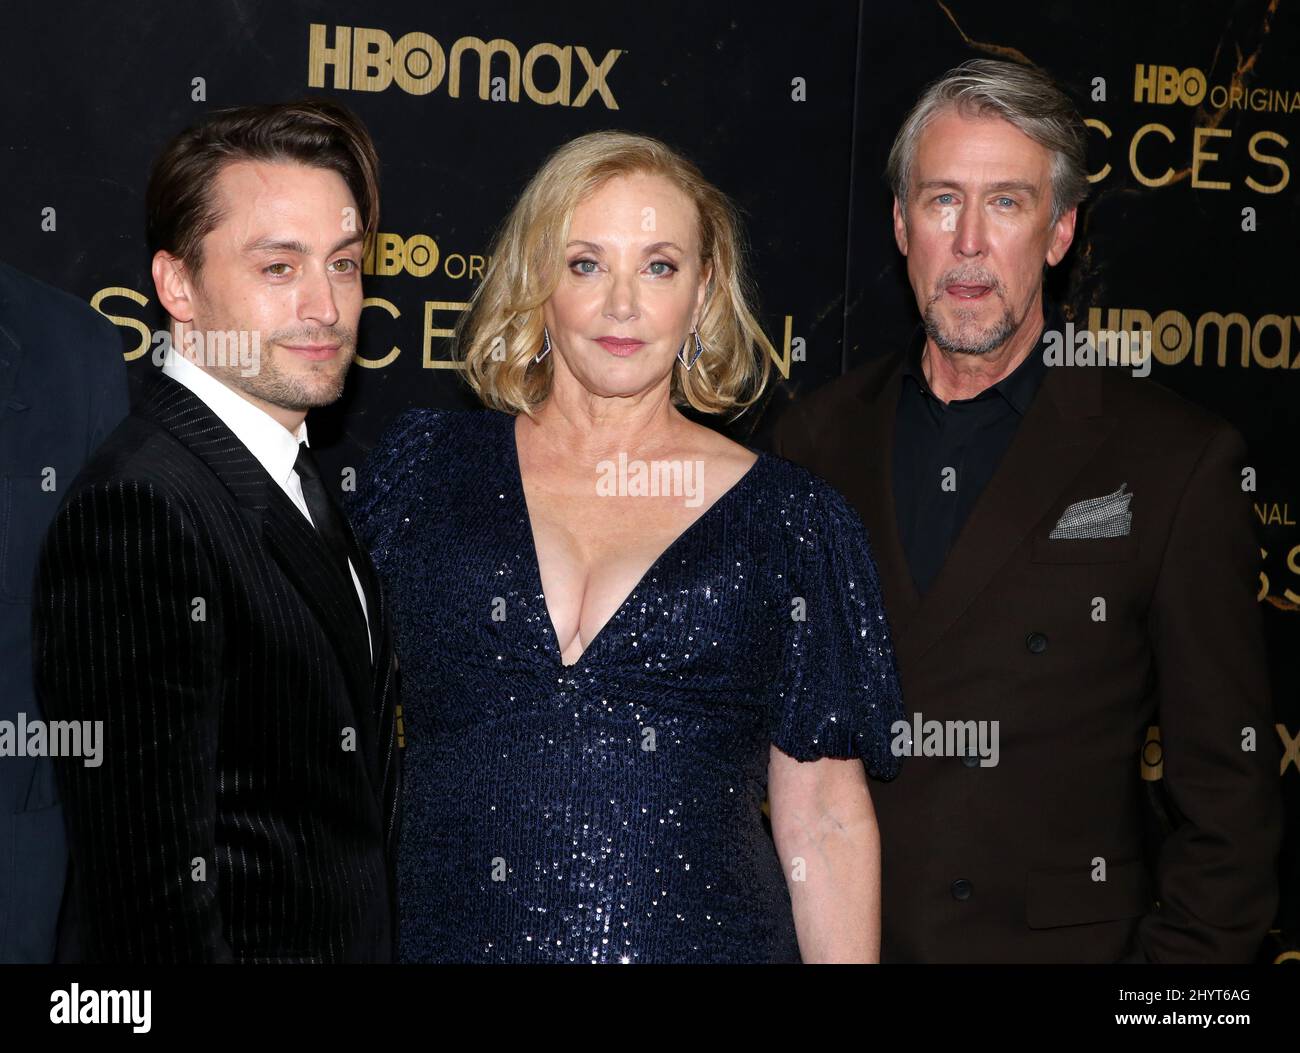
768, 745, 881, 963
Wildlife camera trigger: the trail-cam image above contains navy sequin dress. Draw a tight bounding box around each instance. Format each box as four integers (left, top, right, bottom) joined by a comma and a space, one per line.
347, 408, 904, 963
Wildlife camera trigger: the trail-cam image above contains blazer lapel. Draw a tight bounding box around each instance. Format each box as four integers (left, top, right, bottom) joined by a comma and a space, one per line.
351, 527, 400, 856
136, 370, 383, 789
849, 358, 922, 627
339, 505, 401, 845
896, 364, 1115, 666
260, 492, 379, 732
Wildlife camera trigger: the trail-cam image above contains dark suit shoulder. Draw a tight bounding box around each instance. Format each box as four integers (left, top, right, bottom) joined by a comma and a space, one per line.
59, 412, 214, 506
771, 354, 900, 461
1097, 369, 1242, 453
38, 417, 221, 596
0, 260, 120, 366
796, 354, 900, 416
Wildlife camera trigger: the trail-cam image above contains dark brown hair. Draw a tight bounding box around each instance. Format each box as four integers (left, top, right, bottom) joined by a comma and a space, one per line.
145, 98, 381, 277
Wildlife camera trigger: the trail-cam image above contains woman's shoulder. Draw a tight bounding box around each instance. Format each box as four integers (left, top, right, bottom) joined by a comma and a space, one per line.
347, 406, 511, 531
754, 453, 887, 608
371, 403, 501, 449
754, 450, 866, 530
367, 405, 508, 464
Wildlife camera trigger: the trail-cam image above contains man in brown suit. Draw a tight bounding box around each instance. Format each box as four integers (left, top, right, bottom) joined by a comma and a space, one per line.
772, 59, 1281, 963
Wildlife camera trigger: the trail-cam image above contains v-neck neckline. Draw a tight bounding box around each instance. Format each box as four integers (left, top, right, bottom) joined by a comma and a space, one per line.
505, 410, 767, 669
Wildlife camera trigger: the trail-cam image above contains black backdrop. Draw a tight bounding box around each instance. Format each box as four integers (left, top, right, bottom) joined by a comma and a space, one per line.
3, 0, 1295, 962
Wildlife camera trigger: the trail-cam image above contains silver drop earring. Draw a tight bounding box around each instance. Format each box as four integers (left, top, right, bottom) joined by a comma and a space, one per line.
533, 326, 551, 364
677, 328, 705, 371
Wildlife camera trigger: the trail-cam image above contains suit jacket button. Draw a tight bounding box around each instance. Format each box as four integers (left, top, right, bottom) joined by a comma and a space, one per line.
951, 878, 973, 901
1026, 631, 1048, 654
962, 752, 980, 768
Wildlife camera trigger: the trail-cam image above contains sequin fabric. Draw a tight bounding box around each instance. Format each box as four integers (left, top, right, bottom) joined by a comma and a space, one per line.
346, 408, 905, 963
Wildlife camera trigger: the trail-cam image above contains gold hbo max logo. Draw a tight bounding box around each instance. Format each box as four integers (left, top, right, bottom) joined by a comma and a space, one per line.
307, 24, 623, 108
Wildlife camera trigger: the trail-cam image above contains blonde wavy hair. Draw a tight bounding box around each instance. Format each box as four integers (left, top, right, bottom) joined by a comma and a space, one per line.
456, 130, 774, 418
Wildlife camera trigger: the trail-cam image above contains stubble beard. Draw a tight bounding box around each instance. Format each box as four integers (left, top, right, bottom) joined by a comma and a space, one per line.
203, 326, 356, 412
922, 276, 1019, 357
239, 340, 353, 411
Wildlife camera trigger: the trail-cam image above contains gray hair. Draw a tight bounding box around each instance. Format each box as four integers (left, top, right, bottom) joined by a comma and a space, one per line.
886, 59, 1089, 224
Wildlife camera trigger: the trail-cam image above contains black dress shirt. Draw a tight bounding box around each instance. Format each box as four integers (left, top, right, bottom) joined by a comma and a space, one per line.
893, 309, 1058, 594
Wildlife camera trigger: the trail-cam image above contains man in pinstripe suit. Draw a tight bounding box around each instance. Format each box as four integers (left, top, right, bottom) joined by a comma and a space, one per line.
32, 100, 401, 963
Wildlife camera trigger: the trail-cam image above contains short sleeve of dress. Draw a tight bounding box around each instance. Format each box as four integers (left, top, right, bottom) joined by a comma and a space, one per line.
344, 407, 441, 558
767, 469, 905, 779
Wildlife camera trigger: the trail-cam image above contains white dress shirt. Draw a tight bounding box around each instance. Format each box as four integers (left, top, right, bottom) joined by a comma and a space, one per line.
162, 348, 373, 660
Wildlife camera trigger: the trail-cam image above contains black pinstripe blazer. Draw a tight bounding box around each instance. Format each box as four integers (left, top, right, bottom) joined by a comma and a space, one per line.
32, 369, 401, 963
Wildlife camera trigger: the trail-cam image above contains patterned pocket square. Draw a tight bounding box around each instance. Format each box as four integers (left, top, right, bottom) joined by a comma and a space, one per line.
1049, 483, 1132, 539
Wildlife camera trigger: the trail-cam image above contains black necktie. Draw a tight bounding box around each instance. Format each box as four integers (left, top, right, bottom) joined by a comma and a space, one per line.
294, 441, 371, 637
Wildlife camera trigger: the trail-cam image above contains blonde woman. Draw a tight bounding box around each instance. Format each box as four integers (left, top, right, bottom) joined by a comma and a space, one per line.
347, 131, 904, 963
